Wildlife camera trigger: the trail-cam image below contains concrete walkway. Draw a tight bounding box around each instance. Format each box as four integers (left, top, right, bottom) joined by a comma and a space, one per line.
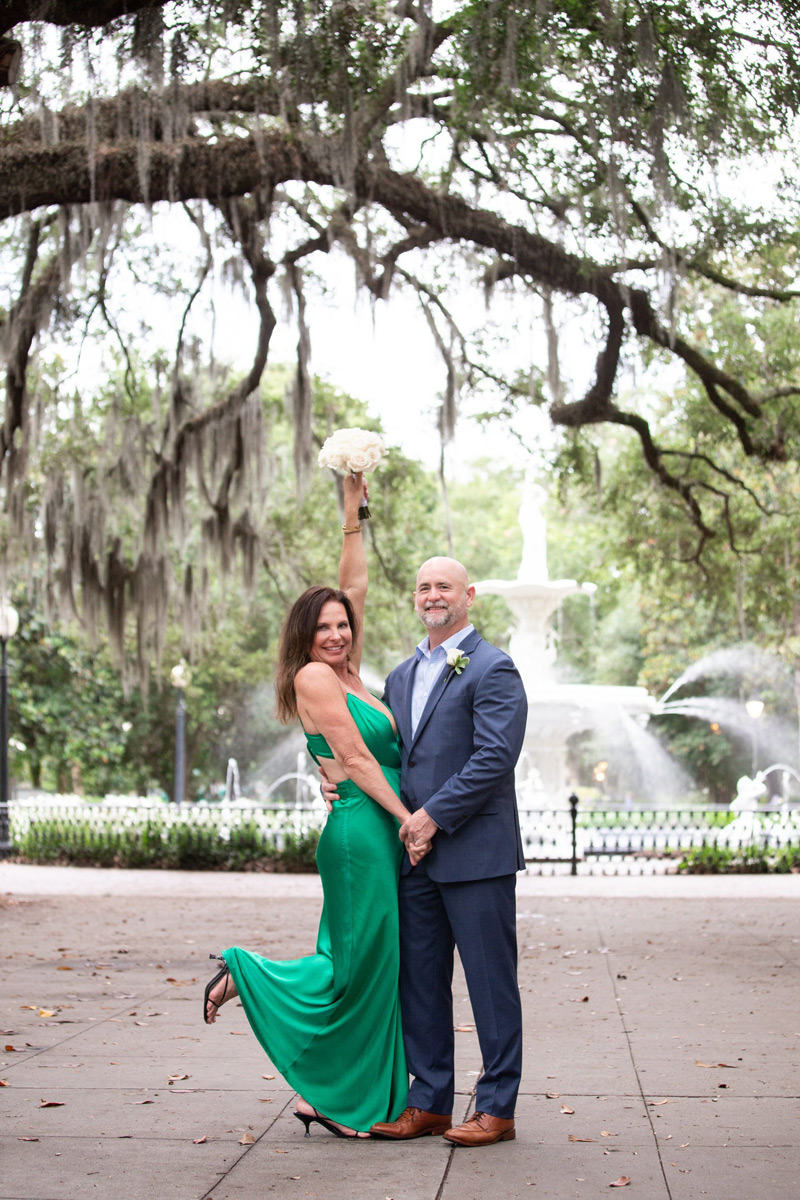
1, 865, 798, 1200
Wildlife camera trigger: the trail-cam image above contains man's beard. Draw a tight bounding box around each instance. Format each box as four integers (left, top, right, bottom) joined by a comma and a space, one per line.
419, 602, 464, 629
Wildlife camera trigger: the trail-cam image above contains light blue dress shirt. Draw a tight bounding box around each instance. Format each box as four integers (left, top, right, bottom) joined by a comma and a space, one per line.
410, 624, 474, 738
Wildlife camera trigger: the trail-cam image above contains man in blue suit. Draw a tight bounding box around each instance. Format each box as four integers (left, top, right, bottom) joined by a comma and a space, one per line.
370, 556, 528, 1147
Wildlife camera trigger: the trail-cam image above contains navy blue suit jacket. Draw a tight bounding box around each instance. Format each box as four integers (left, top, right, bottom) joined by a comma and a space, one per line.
384, 628, 528, 883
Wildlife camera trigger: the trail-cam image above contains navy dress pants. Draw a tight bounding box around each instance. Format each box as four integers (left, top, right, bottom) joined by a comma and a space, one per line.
398, 867, 522, 1119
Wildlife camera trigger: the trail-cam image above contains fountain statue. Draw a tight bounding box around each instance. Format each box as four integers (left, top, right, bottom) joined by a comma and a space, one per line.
224, 757, 241, 802
474, 478, 657, 806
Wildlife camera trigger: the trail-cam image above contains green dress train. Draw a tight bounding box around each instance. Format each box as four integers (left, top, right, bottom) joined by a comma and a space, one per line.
222, 693, 408, 1131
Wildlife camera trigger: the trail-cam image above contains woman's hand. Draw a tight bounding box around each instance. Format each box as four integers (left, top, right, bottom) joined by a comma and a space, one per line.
408, 839, 432, 867
343, 470, 367, 515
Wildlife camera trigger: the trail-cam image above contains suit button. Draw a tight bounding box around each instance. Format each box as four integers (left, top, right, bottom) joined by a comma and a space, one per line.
408, 758, 415, 767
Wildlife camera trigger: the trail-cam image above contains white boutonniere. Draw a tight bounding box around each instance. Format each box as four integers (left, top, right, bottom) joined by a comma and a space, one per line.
446, 648, 470, 675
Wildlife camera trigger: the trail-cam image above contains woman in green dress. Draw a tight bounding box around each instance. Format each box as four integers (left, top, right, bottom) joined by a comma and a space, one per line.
203, 472, 427, 1138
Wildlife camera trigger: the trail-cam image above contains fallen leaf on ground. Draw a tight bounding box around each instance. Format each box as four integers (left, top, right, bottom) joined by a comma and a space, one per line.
600, 1131, 617, 1137
259, 1098, 273, 1102
239, 1133, 255, 1145
609, 1177, 631, 1188
167, 1073, 190, 1083
275, 1148, 288, 1154
545, 1092, 560, 1099
56, 966, 73, 971
193, 1135, 207, 1144
0, 1080, 8, 1087
4, 1044, 19, 1052
132, 1099, 155, 1105
262, 1074, 275, 1080
18, 1136, 39, 1141
39, 1099, 65, 1107
647, 1099, 676, 1106
560, 1105, 575, 1115
568, 1135, 595, 1142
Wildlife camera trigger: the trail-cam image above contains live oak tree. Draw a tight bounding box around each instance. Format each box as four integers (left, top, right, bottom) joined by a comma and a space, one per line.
2, 0, 800, 669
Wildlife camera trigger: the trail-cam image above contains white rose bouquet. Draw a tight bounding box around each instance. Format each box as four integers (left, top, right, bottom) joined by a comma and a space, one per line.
318, 427, 387, 518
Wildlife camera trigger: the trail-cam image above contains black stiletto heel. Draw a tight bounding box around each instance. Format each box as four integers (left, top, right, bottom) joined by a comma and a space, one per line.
292, 1107, 365, 1139
203, 953, 231, 1025
294, 1111, 314, 1137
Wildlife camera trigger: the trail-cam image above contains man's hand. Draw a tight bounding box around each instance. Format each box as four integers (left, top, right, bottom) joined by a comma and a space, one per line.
400, 807, 438, 849
318, 767, 340, 814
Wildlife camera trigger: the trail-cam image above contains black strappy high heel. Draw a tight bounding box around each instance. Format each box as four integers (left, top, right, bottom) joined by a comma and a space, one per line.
203, 953, 232, 1025
293, 1107, 365, 1139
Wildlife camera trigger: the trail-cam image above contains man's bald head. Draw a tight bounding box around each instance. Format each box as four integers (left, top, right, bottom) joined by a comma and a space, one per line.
414, 556, 475, 647
416, 556, 470, 590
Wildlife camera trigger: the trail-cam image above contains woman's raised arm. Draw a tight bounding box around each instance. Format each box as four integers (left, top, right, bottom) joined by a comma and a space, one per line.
339, 471, 367, 672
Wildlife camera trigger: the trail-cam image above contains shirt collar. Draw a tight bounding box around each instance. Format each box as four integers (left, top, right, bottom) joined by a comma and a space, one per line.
415, 623, 474, 662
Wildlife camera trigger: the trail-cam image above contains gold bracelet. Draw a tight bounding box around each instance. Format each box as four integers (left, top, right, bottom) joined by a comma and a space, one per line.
342, 523, 362, 534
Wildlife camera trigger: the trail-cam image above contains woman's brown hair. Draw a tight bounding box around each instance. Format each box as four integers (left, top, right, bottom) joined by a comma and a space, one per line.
275, 586, 359, 723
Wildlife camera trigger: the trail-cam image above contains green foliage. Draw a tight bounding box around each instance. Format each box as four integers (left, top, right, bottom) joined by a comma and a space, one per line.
678, 842, 800, 874
13, 813, 321, 872
10, 607, 142, 794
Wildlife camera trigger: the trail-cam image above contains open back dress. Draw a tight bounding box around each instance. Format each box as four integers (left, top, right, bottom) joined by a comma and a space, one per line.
221, 693, 408, 1130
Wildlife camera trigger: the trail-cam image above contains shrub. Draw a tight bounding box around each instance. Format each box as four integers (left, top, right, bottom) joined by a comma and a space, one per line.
678, 842, 800, 874
13, 814, 321, 872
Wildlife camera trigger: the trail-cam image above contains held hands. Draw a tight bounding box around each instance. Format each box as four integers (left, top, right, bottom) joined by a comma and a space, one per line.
400, 807, 438, 867
320, 765, 434, 866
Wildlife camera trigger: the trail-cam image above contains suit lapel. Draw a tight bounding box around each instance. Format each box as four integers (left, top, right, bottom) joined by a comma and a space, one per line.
410, 629, 483, 748
394, 656, 417, 750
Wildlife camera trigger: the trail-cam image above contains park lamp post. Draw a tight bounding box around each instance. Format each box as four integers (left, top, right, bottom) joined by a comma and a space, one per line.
745, 695, 764, 775
0, 599, 19, 853
170, 660, 192, 805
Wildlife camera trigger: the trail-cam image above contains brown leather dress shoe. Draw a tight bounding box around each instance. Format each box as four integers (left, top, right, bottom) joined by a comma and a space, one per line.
370, 1106, 453, 1139
443, 1111, 516, 1146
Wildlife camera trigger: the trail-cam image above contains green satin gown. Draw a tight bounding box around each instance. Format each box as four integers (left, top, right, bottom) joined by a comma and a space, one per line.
222, 694, 408, 1131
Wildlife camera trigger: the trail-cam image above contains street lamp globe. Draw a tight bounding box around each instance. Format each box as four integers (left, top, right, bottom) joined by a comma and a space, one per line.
171, 660, 192, 690
745, 696, 764, 721
0, 600, 19, 641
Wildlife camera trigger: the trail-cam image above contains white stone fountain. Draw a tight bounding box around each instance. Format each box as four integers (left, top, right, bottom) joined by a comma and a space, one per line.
474, 480, 656, 807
